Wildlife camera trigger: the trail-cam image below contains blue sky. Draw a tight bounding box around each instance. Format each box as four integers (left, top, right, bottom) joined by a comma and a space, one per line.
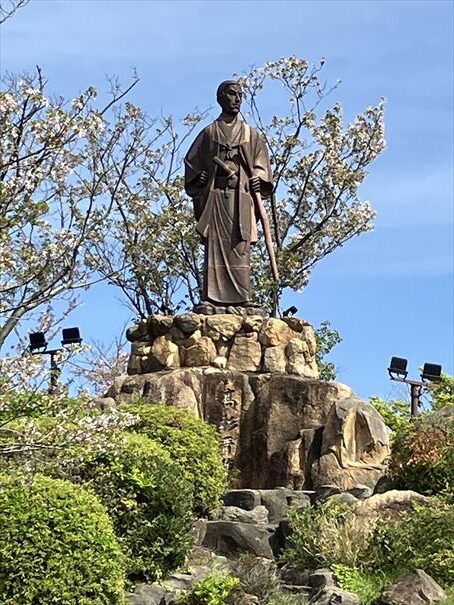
1, 0, 453, 400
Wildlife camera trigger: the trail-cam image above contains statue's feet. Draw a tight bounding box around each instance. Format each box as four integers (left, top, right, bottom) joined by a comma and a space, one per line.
193, 301, 217, 315
193, 300, 267, 317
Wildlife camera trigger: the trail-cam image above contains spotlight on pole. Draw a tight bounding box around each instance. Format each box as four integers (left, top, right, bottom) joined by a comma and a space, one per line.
29, 331, 47, 352
421, 363, 442, 383
61, 327, 82, 347
283, 306, 298, 317
29, 327, 83, 394
388, 356, 408, 379
387, 356, 443, 417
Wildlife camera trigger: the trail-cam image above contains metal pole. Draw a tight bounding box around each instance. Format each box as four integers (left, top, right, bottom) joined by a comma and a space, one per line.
410, 383, 421, 417
49, 351, 59, 395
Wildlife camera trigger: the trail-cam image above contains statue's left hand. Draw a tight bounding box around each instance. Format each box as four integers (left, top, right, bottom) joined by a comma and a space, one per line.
249, 176, 261, 193
199, 170, 209, 186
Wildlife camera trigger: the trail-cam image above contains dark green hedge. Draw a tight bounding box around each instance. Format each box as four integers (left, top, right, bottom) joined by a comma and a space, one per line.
0, 473, 125, 605
75, 432, 195, 583
122, 403, 227, 513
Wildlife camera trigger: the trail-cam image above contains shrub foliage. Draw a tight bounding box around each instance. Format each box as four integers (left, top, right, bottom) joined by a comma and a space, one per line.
389, 407, 454, 495
366, 500, 454, 587
284, 500, 375, 570
122, 403, 227, 512
72, 432, 194, 583
178, 576, 240, 605
0, 473, 125, 605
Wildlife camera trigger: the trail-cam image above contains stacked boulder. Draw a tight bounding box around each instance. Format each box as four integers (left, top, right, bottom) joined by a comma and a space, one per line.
126, 313, 319, 378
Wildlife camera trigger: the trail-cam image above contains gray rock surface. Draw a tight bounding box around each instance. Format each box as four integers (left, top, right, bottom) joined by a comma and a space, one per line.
202, 520, 275, 559
308, 569, 336, 593
311, 397, 390, 490
313, 587, 360, 605
219, 505, 269, 524
127, 584, 173, 605
348, 484, 373, 500
376, 569, 446, 605
355, 489, 432, 520
224, 490, 262, 510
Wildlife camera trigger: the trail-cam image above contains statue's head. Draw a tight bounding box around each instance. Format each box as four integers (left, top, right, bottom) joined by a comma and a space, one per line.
217, 80, 242, 115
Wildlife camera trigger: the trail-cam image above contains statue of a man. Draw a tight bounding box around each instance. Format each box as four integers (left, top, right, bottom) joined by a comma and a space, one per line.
184, 80, 274, 306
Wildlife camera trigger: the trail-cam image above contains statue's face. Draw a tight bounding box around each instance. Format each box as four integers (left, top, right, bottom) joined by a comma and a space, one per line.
219, 84, 242, 115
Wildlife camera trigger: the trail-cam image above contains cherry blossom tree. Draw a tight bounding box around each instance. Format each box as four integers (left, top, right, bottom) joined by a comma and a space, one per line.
0, 69, 144, 348
238, 57, 386, 311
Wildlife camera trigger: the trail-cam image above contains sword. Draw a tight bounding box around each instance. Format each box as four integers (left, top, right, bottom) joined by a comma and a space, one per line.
213, 155, 280, 283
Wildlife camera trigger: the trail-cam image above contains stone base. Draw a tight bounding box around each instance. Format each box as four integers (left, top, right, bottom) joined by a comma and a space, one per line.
115, 313, 390, 491
106, 368, 388, 490
126, 313, 319, 379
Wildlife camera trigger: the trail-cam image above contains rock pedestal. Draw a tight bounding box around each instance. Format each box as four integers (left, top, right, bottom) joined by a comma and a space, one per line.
126, 313, 319, 379
109, 313, 390, 490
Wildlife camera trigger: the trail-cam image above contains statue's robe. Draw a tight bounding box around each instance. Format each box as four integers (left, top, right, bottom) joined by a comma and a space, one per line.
184, 117, 273, 304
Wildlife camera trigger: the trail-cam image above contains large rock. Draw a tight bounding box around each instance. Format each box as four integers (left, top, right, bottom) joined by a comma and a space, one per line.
314, 588, 360, 605
147, 314, 173, 337
259, 318, 293, 346
127, 584, 171, 605
240, 377, 353, 488
109, 368, 203, 416
107, 368, 354, 489
286, 338, 318, 378
151, 336, 180, 369
355, 489, 431, 520
224, 490, 262, 510
311, 397, 390, 490
126, 320, 148, 342
376, 569, 446, 605
276, 427, 324, 489
219, 505, 269, 524
174, 313, 201, 334
202, 520, 275, 559
204, 314, 243, 340
263, 345, 287, 373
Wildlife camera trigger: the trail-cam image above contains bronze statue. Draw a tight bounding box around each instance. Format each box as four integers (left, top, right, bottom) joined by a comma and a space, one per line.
184, 80, 278, 307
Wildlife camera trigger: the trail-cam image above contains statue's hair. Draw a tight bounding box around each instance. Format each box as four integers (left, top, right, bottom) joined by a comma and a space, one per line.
216, 80, 241, 104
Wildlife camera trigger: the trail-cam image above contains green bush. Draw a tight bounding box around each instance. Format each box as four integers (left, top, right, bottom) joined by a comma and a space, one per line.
74, 432, 194, 583
332, 565, 388, 605
389, 407, 454, 495
178, 576, 240, 605
440, 587, 454, 605
122, 403, 227, 512
284, 500, 375, 570
366, 500, 454, 587
369, 396, 411, 433
430, 373, 454, 410
0, 473, 125, 605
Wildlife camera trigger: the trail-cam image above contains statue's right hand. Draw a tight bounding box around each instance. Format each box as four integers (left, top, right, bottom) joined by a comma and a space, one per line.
199, 170, 208, 186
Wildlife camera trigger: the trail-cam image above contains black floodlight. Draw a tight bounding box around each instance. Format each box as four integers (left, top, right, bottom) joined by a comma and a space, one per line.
61, 327, 82, 347
29, 331, 47, 352
421, 363, 442, 383
388, 356, 408, 379
283, 306, 298, 317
